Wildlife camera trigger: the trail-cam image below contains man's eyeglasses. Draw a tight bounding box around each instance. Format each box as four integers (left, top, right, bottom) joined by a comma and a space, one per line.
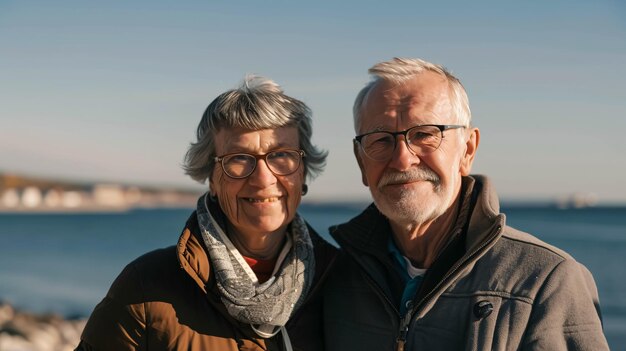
354, 124, 466, 161
214, 149, 305, 179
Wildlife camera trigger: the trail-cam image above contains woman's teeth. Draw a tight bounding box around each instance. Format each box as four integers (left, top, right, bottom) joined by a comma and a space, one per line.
245, 197, 279, 203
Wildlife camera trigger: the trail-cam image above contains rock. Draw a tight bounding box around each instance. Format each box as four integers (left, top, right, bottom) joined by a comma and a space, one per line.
0, 301, 86, 351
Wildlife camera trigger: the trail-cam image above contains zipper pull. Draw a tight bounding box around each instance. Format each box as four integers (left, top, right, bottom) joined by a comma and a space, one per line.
396, 340, 405, 351
396, 308, 412, 351
396, 326, 408, 351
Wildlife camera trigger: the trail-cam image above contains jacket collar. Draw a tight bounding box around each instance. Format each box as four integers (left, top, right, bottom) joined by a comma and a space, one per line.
464, 175, 505, 253
175, 196, 235, 294
176, 211, 212, 294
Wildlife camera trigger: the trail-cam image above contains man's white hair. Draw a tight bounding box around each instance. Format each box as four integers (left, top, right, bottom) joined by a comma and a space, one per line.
353, 57, 472, 133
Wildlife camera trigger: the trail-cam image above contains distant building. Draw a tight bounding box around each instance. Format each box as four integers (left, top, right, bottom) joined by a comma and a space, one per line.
61, 191, 83, 208
0, 172, 201, 212
556, 192, 598, 209
21, 187, 42, 208
44, 189, 62, 207
93, 184, 126, 207
1, 189, 20, 208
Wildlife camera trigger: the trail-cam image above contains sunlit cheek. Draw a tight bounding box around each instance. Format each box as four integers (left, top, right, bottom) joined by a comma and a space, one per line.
366, 164, 384, 189
284, 173, 304, 219
449, 155, 464, 181
214, 173, 242, 224
288, 191, 302, 218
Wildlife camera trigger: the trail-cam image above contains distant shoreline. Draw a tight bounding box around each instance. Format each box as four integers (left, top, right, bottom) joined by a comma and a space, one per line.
0, 204, 195, 214
2, 202, 625, 215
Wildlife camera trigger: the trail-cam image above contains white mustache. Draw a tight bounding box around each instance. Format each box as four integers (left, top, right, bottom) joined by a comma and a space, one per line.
378, 167, 440, 188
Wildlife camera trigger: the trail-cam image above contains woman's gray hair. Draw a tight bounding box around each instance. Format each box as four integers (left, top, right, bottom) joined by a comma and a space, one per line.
184, 75, 327, 184
353, 57, 472, 133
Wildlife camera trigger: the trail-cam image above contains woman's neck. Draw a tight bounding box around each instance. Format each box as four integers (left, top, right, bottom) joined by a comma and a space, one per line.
226, 223, 288, 260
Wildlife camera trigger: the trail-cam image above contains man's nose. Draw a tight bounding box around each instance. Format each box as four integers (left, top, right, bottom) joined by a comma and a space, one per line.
388, 136, 420, 171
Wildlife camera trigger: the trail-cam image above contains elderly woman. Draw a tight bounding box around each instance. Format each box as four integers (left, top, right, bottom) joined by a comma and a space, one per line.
76, 76, 337, 351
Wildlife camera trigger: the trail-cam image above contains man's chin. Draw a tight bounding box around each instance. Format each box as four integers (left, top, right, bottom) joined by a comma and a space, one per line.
373, 192, 444, 224
375, 185, 433, 202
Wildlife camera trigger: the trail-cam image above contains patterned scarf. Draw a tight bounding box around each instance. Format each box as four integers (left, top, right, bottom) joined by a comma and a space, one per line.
196, 194, 315, 337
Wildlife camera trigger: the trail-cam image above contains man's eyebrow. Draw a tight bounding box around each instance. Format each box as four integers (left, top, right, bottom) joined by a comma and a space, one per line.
363, 124, 388, 133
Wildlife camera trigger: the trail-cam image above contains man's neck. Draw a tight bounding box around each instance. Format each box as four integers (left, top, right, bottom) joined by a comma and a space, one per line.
389, 195, 461, 269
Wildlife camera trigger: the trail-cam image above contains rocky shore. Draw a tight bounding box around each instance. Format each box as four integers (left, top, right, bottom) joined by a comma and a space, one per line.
0, 302, 85, 351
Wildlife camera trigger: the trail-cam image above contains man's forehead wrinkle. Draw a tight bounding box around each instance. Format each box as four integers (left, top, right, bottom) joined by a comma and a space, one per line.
361, 120, 389, 133
380, 90, 401, 107
372, 124, 387, 132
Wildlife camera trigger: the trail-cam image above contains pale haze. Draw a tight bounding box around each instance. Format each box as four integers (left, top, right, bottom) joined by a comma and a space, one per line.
1, 0, 625, 203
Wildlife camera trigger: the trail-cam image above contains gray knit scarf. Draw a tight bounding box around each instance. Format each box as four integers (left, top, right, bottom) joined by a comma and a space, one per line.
196, 194, 315, 337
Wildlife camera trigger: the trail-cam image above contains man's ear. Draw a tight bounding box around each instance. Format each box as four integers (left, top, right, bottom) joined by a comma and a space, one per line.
353, 141, 369, 186
460, 127, 480, 176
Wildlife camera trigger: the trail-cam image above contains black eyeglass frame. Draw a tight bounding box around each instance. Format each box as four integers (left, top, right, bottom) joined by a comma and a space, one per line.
354, 124, 466, 160
214, 149, 306, 179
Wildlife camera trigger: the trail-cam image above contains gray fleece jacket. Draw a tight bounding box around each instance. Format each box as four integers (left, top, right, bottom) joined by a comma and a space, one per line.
324, 175, 609, 350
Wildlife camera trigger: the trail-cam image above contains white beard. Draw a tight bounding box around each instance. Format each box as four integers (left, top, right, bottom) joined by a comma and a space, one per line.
371, 166, 455, 226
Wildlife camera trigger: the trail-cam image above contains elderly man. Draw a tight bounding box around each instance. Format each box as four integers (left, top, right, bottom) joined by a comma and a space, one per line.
324, 58, 608, 350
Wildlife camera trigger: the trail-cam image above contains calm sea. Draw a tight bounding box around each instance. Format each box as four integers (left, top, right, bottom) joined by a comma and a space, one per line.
0, 204, 624, 348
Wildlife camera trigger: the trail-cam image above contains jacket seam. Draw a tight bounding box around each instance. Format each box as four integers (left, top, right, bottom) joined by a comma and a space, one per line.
499, 232, 568, 260
442, 291, 534, 304
129, 261, 149, 347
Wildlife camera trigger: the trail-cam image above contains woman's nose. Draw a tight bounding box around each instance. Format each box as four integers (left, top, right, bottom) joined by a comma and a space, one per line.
248, 159, 277, 187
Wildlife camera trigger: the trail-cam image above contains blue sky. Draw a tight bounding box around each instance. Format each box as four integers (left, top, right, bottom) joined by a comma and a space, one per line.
1, 0, 625, 203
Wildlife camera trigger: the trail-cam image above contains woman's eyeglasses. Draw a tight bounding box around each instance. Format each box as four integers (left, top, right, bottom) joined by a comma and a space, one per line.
215, 149, 305, 179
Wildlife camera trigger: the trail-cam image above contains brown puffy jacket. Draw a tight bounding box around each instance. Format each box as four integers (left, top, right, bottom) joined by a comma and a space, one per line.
76, 211, 337, 351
